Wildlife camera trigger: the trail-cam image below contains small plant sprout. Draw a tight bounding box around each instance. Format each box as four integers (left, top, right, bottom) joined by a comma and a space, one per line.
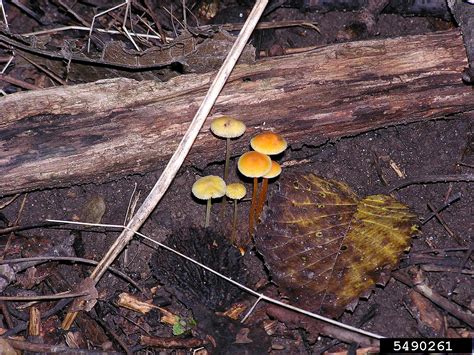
225, 182, 247, 245
210, 116, 246, 182
237, 151, 272, 239
255, 160, 282, 221
192, 176, 226, 228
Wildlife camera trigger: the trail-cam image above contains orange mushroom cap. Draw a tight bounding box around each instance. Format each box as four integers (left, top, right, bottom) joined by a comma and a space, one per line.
250, 132, 287, 155
264, 161, 282, 179
237, 151, 272, 178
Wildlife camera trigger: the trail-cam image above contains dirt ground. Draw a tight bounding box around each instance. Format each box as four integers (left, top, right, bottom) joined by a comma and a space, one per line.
0, 1, 473, 354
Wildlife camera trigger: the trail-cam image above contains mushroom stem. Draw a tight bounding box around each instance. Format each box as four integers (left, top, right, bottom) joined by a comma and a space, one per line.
231, 199, 238, 244
255, 177, 269, 221
249, 177, 258, 237
205, 199, 212, 228
224, 137, 231, 182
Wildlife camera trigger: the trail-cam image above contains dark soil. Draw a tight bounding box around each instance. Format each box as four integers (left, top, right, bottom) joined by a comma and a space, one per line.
0, 1, 472, 354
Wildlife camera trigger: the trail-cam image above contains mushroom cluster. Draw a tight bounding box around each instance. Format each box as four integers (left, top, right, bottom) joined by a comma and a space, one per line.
191, 115, 287, 252
239, 132, 287, 243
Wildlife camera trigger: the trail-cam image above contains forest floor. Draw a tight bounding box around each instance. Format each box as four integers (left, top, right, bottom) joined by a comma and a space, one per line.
0, 1, 472, 354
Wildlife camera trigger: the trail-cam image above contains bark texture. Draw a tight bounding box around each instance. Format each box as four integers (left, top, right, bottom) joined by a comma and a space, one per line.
1, 30, 473, 196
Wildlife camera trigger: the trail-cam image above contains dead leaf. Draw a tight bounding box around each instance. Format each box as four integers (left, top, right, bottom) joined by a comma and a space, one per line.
256, 173, 418, 317
406, 290, 444, 336
234, 328, 253, 344
70, 277, 99, 312
79, 195, 106, 224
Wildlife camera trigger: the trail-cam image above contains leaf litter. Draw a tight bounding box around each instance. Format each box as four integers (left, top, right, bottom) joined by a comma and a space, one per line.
256, 173, 418, 318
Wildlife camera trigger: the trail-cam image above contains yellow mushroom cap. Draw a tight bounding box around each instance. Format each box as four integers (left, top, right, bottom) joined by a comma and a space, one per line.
237, 151, 272, 178
192, 175, 226, 200
250, 132, 287, 155
264, 161, 282, 179
210, 116, 246, 139
226, 183, 247, 200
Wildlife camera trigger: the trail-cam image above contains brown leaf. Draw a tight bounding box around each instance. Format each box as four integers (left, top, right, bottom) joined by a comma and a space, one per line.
256, 173, 418, 317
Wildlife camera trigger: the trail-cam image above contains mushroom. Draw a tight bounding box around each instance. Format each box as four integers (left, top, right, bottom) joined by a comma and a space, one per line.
237, 151, 272, 238
250, 131, 287, 156
210, 116, 246, 182
192, 175, 226, 228
225, 182, 247, 246
250, 131, 287, 222
255, 160, 282, 221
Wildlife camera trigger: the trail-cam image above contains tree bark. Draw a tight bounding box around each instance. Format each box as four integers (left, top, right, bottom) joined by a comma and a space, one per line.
1, 30, 472, 196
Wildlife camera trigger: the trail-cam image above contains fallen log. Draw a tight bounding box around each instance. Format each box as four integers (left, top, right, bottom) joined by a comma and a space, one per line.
1, 29, 473, 196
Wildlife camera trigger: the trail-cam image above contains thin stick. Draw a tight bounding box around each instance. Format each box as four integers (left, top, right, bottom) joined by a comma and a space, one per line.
0, 0, 9, 30
22, 25, 171, 41
1, 55, 14, 74
61, 0, 270, 330
0, 291, 88, 301
87, 1, 127, 53
0, 256, 144, 293
388, 173, 474, 192
48, 218, 384, 340
241, 295, 262, 323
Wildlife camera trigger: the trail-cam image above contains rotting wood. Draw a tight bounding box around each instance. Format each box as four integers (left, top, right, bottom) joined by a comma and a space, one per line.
1, 29, 473, 196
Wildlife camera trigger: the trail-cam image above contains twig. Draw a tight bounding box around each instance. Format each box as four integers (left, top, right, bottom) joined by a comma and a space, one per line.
21, 25, 171, 41
86, 1, 140, 53
56, 0, 89, 26
220, 19, 319, 32
421, 264, 474, 275
446, 241, 473, 299
9, 0, 43, 23
0, 300, 14, 328
0, 73, 39, 90
1, 54, 13, 74
459, 162, 474, 169
61, 0, 270, 330
421, 192, 461, 225
0, 256, 144, 293
49, 219, 384, 340
141, 335, 207, 349
3, 298, 73, 336
388, 173, 474, 192
18, 52, 67, 85
0, 0, 8, 30
0, 221, 62, 235
143, 0, 168, 44
393, 269, 474, 328
0, 291, 88, 301
92, 311, 132, 355
0, 193, 20, 209
427, 202, 456, 238
5, 338, 122, 354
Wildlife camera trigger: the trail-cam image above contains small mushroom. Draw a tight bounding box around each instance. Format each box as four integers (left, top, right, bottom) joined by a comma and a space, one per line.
192, 175, 226, 228
237, 151, 272, 239
250, 131, 287, 222
255, 160, 282, 221
250, 131, 287, 156
225, 182, 247, 246
210, 116, 246, 182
